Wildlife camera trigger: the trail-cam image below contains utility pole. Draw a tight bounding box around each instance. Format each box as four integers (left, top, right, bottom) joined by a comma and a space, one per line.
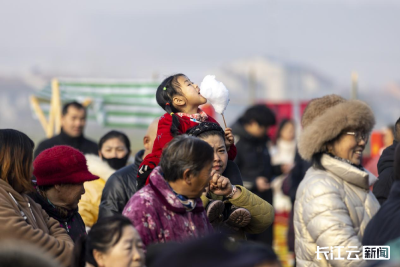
351, 72, 358, 100
248, 68, 256, 105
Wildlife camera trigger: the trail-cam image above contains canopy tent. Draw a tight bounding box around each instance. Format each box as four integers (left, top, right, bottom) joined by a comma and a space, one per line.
30, 78, 164, 137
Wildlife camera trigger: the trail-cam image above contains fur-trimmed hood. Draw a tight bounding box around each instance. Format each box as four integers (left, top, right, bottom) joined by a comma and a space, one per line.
85, 154, 116, 182
298, 95, 375, 161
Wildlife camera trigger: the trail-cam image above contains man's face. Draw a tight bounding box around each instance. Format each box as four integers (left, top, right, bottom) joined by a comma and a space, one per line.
61, 106, 86, 137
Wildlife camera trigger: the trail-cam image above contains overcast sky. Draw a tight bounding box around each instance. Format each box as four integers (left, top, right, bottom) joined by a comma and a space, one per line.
1, 0, 399, 88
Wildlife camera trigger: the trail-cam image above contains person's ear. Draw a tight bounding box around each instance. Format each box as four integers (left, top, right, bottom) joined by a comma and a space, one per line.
143, 135, 150, 150
93, 249, 106, 267
53, 184, 63, 192
183, 169, 192, 185
98, 151, 102, 159
173, 95, 186, 107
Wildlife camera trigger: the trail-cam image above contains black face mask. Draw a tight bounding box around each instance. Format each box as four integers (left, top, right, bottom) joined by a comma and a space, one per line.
102, 154, 129, 170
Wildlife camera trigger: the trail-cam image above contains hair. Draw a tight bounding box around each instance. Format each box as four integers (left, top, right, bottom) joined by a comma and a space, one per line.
186, 122, 225, 142
62, 101, 86, 117
73, 215, 133, 267
160, 135, 214, 182
394, 118, 400, 142
156, 74, 186, 137
239, 104, 276, 127
98, 130, 131, 153
0, 129, 34, 194
275, 118, 294, 142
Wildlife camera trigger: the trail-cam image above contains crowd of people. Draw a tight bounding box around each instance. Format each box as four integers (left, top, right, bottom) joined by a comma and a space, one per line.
1, 73, 400, 267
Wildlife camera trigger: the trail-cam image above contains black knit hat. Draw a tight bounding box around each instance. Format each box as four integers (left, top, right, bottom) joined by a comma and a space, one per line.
186, 122, 225, 137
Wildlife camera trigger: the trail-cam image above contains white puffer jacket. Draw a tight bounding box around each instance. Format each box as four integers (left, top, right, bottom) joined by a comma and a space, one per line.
294, 154, 380, 267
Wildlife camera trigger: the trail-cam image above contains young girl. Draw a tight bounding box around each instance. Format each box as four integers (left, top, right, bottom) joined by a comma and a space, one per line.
137, 73, 237, 189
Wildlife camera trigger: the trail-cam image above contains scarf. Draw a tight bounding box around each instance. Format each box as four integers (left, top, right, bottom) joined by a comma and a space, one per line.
176, 108, 208, 123
327, 153, 365, 171
169, 186, 197, 212
37, 188, 71, 218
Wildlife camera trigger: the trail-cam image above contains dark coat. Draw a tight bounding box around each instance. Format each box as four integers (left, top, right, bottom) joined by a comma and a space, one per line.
98, 150, 142, 219
29, 192, 86, 243
34, 129, 98, 158
232, 121, 281, 186
363, 181, 400, 246
373, 140, 398, 205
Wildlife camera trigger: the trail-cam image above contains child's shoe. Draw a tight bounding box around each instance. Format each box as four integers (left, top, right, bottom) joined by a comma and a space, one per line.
206, 200, 225, 228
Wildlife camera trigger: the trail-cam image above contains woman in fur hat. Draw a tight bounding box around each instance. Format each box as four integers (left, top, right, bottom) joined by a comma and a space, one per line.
294, 95, 380, 267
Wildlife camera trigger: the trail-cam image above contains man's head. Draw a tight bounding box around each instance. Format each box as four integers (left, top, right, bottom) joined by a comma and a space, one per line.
394, 118, 400, 142
239, 104, 276, 138
143, 118, 159, 158
33, 145, 99, 210
61, 101, 86, 138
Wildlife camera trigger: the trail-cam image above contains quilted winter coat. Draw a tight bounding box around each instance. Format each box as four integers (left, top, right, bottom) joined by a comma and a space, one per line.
294, 154, 380, 267
123, 166, 213, 247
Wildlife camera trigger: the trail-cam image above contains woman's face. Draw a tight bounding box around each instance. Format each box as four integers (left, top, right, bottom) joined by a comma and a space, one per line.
328, 131, 368, 166
96, 226, 145, 267
100, 138, 128, 159
201, 135, 228, 175
280, 121, 295, 141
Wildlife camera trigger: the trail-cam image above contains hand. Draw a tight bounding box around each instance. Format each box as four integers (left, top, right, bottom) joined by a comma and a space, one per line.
224, 128, 235, 148
256, 176, 271, 192
209, 172, 233, 197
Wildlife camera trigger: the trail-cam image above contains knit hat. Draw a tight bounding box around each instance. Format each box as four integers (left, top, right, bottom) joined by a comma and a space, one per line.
33, 145, 99, 186
186, 122, 225, 138
298, 94, 375, 161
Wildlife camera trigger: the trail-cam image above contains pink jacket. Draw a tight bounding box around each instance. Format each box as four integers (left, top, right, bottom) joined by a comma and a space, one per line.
123, 167, 213, 247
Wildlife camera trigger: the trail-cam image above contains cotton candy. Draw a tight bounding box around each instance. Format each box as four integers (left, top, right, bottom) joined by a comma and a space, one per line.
200, 75, 230, 114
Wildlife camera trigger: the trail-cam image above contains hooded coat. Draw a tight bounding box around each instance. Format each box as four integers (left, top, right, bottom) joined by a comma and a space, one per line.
123, 166, 213, 247
98, 150, 142, 219
373, 140, 398, 205
78, 154, 116, 228
0, 180, 73, 267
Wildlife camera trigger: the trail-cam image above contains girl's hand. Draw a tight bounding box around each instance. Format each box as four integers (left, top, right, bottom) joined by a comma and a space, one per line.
224, 128, 235, 148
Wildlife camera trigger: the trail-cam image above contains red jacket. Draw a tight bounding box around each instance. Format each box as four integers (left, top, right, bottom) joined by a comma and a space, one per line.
139, 113, 237, 185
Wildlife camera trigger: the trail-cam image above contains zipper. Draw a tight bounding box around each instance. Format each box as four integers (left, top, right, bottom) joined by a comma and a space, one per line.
27, 202, 37, 223
65, 222, 69, 233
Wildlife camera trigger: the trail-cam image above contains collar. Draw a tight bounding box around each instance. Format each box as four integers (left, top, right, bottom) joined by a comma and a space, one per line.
321, 154, 371, 190
149, 167, 204, 214
59, 128, 85, 144
176, 108, 208, 123
35, 189, 76, 220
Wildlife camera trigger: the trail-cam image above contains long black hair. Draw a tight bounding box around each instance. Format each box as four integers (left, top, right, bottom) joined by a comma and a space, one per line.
156, 74, 186, 136
73, 215, 133, 267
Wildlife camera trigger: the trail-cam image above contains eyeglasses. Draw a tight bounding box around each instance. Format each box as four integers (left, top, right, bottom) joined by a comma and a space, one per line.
346, 132, 369, 143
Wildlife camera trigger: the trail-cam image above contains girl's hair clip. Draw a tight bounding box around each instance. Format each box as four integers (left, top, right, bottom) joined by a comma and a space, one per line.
163, 87, 167, 91
170, 112, 174, 116
166, 103, 170, 106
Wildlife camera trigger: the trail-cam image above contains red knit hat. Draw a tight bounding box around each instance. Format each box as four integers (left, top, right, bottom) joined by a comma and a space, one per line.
33, 145, 99, 186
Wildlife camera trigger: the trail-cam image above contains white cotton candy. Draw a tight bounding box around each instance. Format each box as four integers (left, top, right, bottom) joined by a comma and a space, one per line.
200, 75, 230, 115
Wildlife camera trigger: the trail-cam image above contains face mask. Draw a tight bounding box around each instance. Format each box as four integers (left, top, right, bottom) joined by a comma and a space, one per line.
102, 154, 129, 170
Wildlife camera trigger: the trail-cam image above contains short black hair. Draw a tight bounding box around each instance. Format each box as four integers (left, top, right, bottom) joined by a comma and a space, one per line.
160, 135, 214, 182
239, 104, 276, 127
394, 118, 400, 142
62, 101, 86, 117
98, 130, 131, 153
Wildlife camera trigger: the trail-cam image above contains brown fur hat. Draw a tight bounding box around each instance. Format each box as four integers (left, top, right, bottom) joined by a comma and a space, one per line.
298, 94, 375, 161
